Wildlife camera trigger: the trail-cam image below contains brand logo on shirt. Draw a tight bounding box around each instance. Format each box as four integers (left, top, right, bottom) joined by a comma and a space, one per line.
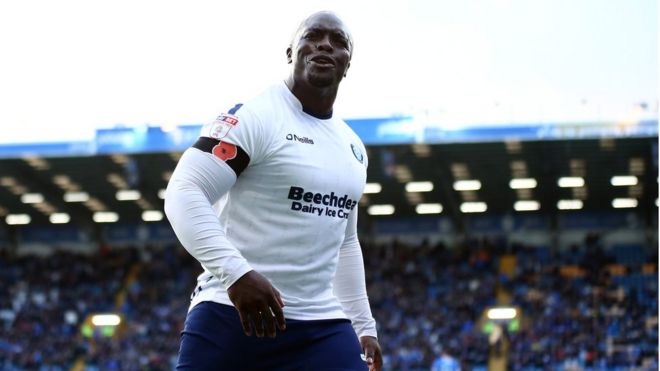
287, 186, 355, 219
286, 133, 315, 145
351, 143, 364, 164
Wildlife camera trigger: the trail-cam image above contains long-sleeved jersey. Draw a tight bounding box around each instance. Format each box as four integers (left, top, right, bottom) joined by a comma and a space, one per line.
165, 81, 377, 338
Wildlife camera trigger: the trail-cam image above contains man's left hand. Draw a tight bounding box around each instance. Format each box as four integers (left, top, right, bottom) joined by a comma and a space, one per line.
360, 336, 382, 371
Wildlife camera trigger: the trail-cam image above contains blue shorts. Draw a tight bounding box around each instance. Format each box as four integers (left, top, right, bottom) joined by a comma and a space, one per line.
176, 301, 368, 371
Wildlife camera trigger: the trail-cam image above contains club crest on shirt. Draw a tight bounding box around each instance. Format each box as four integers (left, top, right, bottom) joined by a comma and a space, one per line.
351, 143, 364, 164
208, 114, 239, 139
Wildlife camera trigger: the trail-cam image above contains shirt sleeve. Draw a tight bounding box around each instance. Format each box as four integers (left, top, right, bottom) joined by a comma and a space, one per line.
333, 206, 378, 338
164, 147, 253, 289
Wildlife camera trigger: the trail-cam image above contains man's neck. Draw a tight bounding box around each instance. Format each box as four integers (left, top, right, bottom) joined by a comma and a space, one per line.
285, 76, 338, 118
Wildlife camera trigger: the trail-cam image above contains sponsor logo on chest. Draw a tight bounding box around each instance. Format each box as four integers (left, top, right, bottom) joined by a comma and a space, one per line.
287, 186, 356, 219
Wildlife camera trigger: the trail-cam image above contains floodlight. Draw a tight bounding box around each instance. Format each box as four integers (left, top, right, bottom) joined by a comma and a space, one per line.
91, 314, 121, 326
612, 198, 638, 209
64, 191, 90, 202
50, 213, 70, 224
363, 183, 382, 194
405, 181, 433, 193
21, 193, 44, 204
509, 178, 537, 189
487, 307, 517, 320
142, 210, 164, 222
453, 180, 481, 191
6, 214, 31, 225
93, 212, 119, 223
610, 176, 638, 186
460, 202, 487, 213
558, 177, 584, 188
557, 200, 583, 210
116, 190, 141, 201
367, 205, 395, 215
416, 203, 442, 214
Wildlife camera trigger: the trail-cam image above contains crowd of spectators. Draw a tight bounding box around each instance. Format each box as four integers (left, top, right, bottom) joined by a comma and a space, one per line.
0, 247, 137, 370
364, 236, 657, 370
504, 240, 658, 370
0, 234, 656, 370
364, 238, 497, 370
82, 245, 199, 370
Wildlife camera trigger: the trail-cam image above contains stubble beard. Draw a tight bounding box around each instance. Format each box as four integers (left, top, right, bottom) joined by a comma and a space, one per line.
306, 70, 336, 88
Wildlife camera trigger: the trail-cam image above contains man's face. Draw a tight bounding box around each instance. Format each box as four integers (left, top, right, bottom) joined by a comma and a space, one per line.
288, 13, 352, 88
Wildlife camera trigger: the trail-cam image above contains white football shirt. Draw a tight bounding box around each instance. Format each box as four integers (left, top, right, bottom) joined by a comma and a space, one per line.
166, 81, 376, 336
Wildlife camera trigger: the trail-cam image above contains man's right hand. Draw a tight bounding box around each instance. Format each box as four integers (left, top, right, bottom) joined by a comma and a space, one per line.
227, 270, 286, 338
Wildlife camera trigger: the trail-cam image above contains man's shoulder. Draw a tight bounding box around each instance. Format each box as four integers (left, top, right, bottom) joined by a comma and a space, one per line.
238, 82, 287, 117
211, 84, 281, 131
203, 83, 290, 142
335, 117, 365, 147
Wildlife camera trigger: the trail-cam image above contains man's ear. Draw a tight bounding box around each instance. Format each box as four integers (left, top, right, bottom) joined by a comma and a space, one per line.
286, 47, 293, 64
343, 62, 351, 77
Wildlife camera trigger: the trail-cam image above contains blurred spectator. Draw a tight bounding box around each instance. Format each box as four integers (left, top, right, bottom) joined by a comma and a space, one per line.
431, 347, 460, 371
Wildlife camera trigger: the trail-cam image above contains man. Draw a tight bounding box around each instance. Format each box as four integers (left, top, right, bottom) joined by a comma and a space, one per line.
431, 347, 460, 371
165, 10, 382, 371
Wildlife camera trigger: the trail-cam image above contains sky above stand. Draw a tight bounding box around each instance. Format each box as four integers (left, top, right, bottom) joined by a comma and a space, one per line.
0, 0, 656, 143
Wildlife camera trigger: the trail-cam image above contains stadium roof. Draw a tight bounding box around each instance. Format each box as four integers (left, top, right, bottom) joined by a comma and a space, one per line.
0, 137, 656, 231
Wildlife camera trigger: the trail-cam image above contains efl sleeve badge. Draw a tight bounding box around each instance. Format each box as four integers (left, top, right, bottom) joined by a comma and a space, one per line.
208, 114, 239, 140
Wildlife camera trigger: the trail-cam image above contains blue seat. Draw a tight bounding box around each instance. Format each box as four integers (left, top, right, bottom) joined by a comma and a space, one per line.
610, 244, 646, 265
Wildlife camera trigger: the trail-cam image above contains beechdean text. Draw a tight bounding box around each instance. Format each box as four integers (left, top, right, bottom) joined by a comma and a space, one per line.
287, 186, 356, 219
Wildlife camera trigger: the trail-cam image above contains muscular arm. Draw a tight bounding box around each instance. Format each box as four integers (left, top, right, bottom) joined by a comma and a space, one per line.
164, 148, 253, 288
165, 146, 285, 337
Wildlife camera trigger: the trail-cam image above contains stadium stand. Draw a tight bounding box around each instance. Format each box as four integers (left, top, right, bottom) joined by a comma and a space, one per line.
82, 244, 198, 370
0, 247, 136, 369
0, 231, 656, 370
0, 133, 656, 370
